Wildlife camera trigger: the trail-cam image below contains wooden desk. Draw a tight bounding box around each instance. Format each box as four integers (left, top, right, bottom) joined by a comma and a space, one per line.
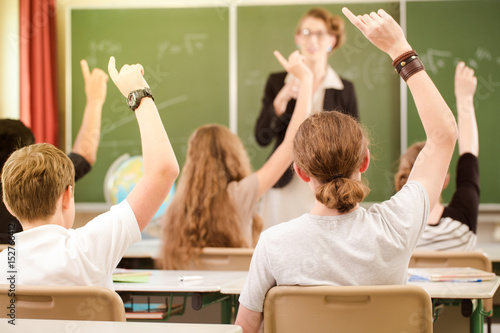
113, 270, 248, 323
0, 318, 242, 333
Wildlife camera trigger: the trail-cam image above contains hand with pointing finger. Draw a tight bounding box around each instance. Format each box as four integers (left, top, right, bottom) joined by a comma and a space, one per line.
80, 59, 108, 104
341, 7, 412, 60
107, 56, 149, 97
273, 50, 312, 82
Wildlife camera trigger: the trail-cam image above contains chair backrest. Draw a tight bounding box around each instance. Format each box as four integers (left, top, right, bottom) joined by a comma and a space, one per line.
409, 250, 492, 271
0, 284, 126, 321
185, 247, 254, 271
264, 285, 433, 333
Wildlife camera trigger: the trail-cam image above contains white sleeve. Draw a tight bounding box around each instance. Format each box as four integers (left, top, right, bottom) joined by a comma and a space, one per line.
370, 180, 429, 249
71, 200, 141, 274
238, 232, 276, 312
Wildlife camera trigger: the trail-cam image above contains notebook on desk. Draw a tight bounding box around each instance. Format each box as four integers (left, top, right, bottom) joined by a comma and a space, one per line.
408, 267, 496, 282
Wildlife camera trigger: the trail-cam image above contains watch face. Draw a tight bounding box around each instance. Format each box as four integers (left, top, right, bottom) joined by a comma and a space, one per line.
128, 93, 137, 107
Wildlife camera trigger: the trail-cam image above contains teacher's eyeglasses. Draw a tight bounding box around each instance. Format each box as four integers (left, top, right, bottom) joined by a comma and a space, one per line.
298, 29, 331, 40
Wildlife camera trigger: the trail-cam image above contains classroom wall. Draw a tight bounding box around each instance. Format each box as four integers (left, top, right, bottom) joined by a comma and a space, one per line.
0, 0, 20, 119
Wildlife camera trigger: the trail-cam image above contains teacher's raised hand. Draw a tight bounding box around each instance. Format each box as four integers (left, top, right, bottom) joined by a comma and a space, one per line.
341, 7, 411, 60
273, 50, 312, 82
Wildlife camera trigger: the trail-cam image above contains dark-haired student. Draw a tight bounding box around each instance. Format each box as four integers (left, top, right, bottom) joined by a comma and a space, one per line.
0, 60, 107, 243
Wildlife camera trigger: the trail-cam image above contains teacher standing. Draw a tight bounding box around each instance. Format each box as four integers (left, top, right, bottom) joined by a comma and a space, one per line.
254, 8, 359, 229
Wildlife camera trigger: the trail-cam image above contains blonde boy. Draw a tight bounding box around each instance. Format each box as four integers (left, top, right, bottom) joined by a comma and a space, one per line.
0, 57, 179, 288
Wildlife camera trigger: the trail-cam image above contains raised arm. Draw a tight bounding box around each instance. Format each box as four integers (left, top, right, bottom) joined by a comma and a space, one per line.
108, 57, 179, 231
71, 60, 108, 166
342, 8, 457, 209
455, 62, 478, 156
254, 50, 313, 197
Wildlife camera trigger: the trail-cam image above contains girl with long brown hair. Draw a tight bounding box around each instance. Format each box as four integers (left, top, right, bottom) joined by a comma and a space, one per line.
236, 7, 458, 332
159, 50, 313, 269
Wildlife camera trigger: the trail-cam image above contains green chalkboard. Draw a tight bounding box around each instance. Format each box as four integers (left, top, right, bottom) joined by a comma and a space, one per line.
407, 0, 500, 203
237, 2, 401, 202
70, 8, 229, 203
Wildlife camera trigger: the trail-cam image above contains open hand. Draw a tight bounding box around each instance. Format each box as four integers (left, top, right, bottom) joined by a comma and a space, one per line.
342, 7, 412, 60
81, 59, 108, 103
455, 62, 477, 100
107, 56, 149, 97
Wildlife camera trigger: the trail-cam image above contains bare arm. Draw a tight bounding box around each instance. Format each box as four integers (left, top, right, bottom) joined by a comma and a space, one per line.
342, 8, 458, 209
108, 57, 179, 231
235, 305, 263, 333
255, 50, 312, 197
71, 60, 108, 166
455, 62, 478, 156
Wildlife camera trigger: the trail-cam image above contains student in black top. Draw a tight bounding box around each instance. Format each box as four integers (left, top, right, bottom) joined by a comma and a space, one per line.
254, 8, 358, 229
0, 60, 108, 243
395, 62, 479, 251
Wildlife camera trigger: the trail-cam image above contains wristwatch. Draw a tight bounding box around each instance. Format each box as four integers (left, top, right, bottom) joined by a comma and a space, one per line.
127, 88, 154, 111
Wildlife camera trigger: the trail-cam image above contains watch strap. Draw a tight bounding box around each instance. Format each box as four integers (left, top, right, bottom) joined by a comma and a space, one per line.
128, 88, 154, 111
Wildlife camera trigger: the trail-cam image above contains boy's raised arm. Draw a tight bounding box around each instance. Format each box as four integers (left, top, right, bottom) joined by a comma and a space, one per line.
342, 8, 458, 209
108, 57, 179, 231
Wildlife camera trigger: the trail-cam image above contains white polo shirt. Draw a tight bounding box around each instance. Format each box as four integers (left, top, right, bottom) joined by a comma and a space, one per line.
0, 200, 140, 289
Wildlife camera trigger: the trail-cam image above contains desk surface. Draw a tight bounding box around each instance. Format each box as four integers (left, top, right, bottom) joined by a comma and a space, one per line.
114, 269, 500, 300
408, 275, 500, 299
113, 270, 248, 293
0, 318, 242, 333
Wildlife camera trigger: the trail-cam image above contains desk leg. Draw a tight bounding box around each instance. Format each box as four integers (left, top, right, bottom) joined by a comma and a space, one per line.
470, 299, 484, 333
221, 298, 232, 324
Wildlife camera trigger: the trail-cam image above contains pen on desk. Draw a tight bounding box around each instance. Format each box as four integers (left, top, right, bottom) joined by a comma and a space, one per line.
179, 275, 204, 282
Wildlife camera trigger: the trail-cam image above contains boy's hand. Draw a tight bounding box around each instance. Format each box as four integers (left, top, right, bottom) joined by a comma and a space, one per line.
108, 56, 149, 97
455, 62, 477, 100
81, 59, 108, 103
274, 50, 312, 82
342, 7, 412, 60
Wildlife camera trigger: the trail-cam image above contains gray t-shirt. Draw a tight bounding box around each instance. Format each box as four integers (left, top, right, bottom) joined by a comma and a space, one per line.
239, 181, 429, 312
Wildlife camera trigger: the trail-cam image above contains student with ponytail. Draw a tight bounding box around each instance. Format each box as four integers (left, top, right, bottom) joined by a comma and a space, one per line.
236, 7, 458, 332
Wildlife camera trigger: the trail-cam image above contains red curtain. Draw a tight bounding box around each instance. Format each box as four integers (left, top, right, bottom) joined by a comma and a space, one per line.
19, 0, 59, 146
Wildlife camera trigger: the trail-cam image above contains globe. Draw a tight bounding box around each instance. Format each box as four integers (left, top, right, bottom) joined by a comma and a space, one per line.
104, 154, 175, 229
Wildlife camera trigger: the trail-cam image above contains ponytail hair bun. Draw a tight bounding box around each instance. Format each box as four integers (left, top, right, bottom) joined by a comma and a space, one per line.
316, 177, 369, 213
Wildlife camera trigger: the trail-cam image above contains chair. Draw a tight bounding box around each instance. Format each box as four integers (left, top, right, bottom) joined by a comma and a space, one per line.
0, 284, 126, 321
185, 247, 254, 271
263, 285, 433, 333
409, 251, 492, 271
409, 250, 493, 332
